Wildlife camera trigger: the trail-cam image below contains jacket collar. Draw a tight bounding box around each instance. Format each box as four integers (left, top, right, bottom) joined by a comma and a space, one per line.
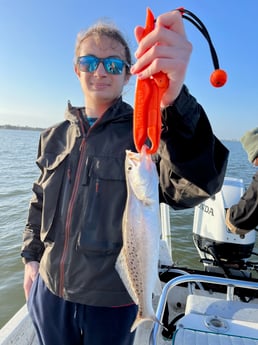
65, 97, 133, 126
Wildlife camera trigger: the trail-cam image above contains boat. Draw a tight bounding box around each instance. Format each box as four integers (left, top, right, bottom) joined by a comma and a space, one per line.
1, 176, 258, 345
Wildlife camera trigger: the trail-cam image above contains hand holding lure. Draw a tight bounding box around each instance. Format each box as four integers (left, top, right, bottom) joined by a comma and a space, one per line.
133, 8, 227, 154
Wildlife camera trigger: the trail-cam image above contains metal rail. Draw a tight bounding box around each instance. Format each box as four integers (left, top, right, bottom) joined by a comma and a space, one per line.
149, 274, 258, 345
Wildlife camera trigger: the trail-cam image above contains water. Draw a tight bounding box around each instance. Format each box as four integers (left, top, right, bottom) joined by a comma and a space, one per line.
0, 129, 257, 328
0, 129, 39, 328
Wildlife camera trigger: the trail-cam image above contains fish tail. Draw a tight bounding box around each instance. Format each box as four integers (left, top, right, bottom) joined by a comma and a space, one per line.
130, 313, 163, 333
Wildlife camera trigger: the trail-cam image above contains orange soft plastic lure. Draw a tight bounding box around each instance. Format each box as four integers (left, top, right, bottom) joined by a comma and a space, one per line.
133, 7, 227, 155
133, 8, 169, 154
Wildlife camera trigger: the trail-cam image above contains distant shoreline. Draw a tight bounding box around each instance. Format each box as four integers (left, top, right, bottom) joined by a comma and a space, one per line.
0, 124, 239, 141
0, 124, 45, 132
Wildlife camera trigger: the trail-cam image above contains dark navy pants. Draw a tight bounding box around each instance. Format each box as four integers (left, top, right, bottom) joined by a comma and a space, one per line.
27, 275, 138, 345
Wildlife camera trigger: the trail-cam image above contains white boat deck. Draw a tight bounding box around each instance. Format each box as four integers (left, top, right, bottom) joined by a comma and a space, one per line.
0, 305, 37, 345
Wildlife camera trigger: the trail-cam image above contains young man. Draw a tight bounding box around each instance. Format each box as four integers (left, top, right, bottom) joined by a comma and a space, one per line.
21, 10, 228, 345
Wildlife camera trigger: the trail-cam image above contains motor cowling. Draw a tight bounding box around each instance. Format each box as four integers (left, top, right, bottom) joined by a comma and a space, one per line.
193, 177, 256, 267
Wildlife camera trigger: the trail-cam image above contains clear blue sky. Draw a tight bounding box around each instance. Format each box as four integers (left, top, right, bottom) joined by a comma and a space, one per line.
0, 0, 257, 140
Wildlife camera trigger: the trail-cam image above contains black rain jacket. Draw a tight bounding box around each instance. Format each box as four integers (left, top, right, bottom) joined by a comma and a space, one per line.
21, 85, 229, 306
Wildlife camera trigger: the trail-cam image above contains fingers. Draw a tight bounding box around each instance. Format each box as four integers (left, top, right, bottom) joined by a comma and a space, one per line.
155, 10, 186, 36
132, 10, 191, 76
131, 9, 192, 105
23, 261, 39, 301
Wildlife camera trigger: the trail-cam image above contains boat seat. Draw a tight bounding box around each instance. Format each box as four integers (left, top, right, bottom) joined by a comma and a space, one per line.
172, 327, 258, 345
172, 294, 258, 344
185, 294, 258, 323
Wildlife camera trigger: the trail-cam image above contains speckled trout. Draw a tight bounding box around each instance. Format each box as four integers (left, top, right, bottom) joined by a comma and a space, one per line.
115, 146, 162, 332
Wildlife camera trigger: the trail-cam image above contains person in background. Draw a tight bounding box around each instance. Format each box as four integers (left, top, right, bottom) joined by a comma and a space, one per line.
226, 127, 258, 235
21, 9, 228, 345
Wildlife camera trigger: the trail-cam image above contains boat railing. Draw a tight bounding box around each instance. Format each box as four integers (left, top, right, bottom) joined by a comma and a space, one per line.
149, 273, 258, 345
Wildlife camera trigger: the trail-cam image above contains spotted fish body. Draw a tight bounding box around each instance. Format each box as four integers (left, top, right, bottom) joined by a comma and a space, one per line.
115, 146, 162, 332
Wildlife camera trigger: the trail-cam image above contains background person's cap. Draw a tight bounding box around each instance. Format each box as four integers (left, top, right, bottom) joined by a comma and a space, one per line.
240, 127, 258, 163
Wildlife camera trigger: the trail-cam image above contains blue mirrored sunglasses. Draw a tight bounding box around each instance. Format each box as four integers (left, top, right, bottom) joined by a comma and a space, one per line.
77, 55, 130, 75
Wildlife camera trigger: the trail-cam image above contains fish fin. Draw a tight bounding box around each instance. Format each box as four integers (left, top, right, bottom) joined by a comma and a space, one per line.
115, 250, 139, 304
130, 313, 163, 333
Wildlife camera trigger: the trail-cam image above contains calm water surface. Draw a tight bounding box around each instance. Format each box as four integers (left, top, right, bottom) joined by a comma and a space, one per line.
0, 129, 257, 328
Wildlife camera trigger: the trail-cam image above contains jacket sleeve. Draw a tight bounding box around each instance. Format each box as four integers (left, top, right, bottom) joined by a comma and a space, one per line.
21, 136, 45, 263
157, 85, 229, 209
227, 171, 258, 230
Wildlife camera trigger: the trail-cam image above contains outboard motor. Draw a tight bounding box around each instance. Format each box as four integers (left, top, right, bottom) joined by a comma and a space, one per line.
193, 177, 256, 276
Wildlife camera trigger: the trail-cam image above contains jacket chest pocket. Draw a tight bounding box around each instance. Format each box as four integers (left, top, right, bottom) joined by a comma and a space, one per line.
77, 156, 127, 255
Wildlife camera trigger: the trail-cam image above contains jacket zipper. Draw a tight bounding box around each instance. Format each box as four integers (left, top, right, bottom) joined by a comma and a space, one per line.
58, 115, 87, 297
